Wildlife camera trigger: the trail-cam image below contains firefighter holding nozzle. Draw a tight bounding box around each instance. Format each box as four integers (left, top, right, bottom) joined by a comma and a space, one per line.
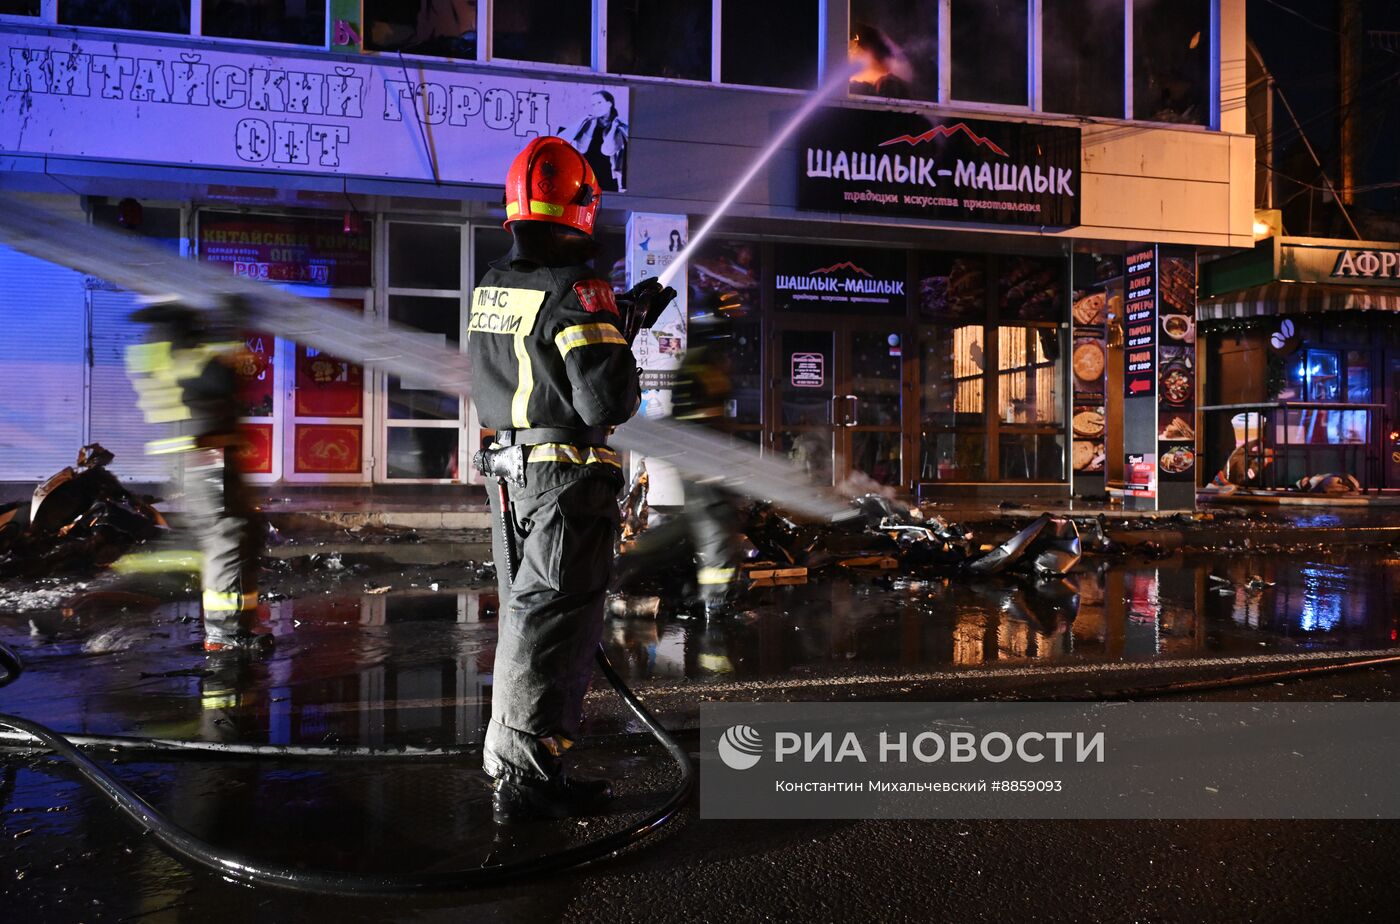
472, 137, 674, 822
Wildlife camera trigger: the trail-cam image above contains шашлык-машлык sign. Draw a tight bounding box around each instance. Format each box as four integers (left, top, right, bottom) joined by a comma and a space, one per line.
797, 108, 1080, 228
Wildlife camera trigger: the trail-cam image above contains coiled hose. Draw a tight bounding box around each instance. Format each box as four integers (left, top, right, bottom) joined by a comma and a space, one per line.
0, 638, 694, 894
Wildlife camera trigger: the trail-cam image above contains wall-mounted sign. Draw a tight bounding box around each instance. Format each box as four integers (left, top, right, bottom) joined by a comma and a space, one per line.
1123, 246, 1157, 398
774, 244, 907, 315
797, 107, 1080, 227
0, 32, 629, 190
791, 352, 825, 388
1280, 242, 1400, 287
199, 212, 371, 286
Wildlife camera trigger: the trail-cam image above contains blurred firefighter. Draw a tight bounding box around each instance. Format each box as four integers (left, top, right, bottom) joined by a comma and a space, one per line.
614, 293, 744, 619
472, 136, 673, 822
125, 298, 269, 653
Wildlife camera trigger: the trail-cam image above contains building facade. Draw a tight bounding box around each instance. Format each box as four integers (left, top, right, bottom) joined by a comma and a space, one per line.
0, 1, 1254, 504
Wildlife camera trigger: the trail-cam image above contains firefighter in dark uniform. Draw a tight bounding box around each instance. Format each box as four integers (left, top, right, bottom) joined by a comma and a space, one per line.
125, 298, 268, 653
614, 294, 743, 618
473, 136, 674, 822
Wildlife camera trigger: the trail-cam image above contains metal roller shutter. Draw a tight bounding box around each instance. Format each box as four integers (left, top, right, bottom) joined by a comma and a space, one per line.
0, 245, 86, 481
88, 286, 173, 482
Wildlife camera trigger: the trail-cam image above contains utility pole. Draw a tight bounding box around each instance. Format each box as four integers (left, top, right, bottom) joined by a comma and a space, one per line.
1339, 0, 1362, 206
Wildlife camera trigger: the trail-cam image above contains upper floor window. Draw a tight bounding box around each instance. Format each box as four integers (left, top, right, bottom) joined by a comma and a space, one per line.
609, 0, 711, 81
1133, 0, 1210, 124
951, 0, 1029, 106
493, 0, 592, 67
720, 0, 817, 90
365, 0, 478, 59
203, 1, 327, 46
0, 1, 40, 15
848, 0, 938, 102
1044, 0, 1125, 118
59, 0, 191, 34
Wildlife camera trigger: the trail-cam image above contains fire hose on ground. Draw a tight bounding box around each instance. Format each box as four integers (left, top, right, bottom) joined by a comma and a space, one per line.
0, 636, 695, 894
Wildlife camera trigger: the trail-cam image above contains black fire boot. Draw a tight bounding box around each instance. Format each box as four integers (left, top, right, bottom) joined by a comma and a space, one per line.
492, 774, 615, 824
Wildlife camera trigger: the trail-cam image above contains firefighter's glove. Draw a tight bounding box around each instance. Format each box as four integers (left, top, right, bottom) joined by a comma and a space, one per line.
619, 278, 677, 345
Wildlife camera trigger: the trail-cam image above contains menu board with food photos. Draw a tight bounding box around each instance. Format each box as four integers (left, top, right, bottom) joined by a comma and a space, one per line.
918, 252, 986, 320
1156, 248, 1198, 483
1070, 254, 1119, 476
1123, 246, 1157, 399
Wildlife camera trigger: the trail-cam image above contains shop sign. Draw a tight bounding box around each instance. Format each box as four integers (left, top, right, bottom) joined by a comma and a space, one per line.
791, 352, 825, 388
1123, 247, 1157, 398
1280, 242, 1400, 288
0, 32, 630, 190
797, 107, 1080, 227
200, 212, 371, 286
774, 244, 907, 315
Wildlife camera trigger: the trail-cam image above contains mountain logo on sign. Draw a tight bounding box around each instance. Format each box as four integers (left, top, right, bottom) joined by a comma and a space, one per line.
810, 261, 873, 277
879, 122, 1009, 158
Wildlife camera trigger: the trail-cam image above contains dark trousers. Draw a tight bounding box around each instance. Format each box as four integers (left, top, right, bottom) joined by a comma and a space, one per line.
484, 461, 621, 782
183, 448, 262, 638
615, 480, 740, 605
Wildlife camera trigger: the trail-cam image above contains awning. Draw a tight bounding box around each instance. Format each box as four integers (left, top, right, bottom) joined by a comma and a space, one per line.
1198, 282, 1400, 321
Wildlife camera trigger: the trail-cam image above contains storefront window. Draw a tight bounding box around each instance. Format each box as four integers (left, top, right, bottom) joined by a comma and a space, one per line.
492, 0, 591, 66
849, 0, 937, 102
721, 0, 818, 90
1304, 349, 1340, 402
0, 2, 40, 15
1044, 0, 1125, 118
951, 0, 1028, 105
1133, 0, 1210, 125
202, 1, 326, 45
999, 433, 1066, 480
921, 324, 985, 430
365, 0, 478, 58
386, 295, 460, 420
997, 326, 1063, 426
609, 0, 711, 81
998, 257, 1065, 321
691, 239, 763, 426
386, 427, 459, 480
1346, 351, 1371, 403
59, 1, 190, 33
919, 253, 986, 322
389, 222, 461, 290
385, 222, 463, 481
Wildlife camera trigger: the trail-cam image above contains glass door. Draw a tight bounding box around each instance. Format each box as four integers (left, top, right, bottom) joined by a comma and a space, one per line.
844, 328, 905, 488
773, 322, 908, 489
281, 288, 371, 483
776, 328, 836, 485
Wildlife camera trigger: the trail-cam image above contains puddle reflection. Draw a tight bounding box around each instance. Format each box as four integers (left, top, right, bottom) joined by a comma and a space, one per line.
1, 550, 1397, 748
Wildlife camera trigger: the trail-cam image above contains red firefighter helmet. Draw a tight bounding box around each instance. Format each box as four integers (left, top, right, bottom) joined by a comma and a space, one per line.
503, 136, 600, 236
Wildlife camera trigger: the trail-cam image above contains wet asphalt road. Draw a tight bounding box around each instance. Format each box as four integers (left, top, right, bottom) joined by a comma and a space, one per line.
3, 538, 1400, 922
5, 666, 1400, 923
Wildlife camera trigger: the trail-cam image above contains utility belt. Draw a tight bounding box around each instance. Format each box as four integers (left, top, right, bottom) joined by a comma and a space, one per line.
474, 429, 619, 487
490, 426, 610, 448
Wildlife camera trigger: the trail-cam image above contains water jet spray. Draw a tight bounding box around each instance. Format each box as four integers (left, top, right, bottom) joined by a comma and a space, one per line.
657, 62, 860, 290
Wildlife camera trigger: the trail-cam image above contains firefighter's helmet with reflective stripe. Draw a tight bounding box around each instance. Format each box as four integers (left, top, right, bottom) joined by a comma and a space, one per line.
503, 136, 600, 236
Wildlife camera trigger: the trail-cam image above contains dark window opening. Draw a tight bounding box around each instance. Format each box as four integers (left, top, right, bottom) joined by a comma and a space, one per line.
365, 0, 478, 59
951, 0, 1028, 105
608, 0, 711, 81
721, 0, 818, 90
